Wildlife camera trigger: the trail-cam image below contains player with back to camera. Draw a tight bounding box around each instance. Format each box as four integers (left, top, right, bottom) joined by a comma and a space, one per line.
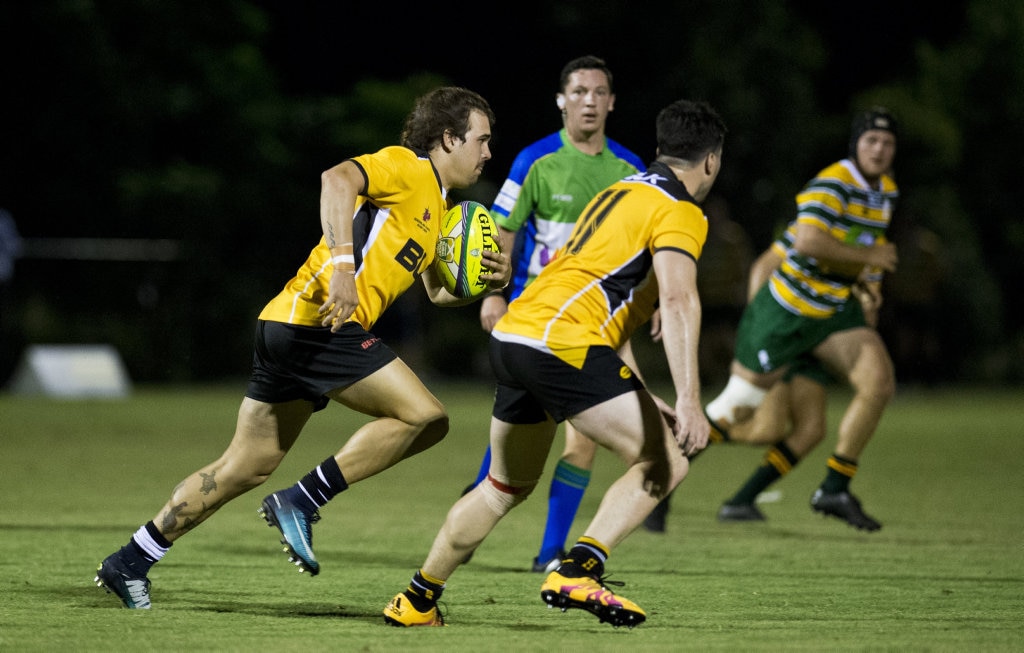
384, 99, 726, 628
698, 107, 900, 531
93, 86, 510, 609
467, 55, 645, 573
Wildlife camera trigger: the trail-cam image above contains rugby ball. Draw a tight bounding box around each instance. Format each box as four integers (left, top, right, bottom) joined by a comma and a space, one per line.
435, 200, 500, 299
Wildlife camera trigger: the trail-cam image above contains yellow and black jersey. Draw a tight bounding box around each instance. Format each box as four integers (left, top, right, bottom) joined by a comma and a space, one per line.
493, 161, 707, 368
259, 146, 447, 329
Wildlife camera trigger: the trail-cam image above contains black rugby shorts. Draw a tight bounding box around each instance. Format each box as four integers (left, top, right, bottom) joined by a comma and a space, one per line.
489, 338, 644, 424
246, 320, 397, 411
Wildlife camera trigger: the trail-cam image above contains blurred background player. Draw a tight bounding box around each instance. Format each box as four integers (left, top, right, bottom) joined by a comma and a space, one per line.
714, 244, 884, 525
467, 55, 645, 571
701, 106, 900, 532
94, 87, 509, 609
385, 99, 726, 628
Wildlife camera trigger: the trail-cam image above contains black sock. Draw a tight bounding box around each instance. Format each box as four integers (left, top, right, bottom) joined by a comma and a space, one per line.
648, 491, 672, 518
121, 540, 155, 575
558, 539, 607, 578
404, 570, 444, 612
145, 521, 172, 549
296, 456, 349, 509
122, 521, 172, 576
728, 441, 800, 505
821, 454, 857, 493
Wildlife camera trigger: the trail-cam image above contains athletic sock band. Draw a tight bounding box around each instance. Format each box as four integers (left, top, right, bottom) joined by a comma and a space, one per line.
299, 456, 349, 508
132, 522, 171, 562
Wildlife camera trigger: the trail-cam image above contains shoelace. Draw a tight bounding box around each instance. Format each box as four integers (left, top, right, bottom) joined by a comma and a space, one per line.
596, 574, 625, 590
125, 578, 150, 599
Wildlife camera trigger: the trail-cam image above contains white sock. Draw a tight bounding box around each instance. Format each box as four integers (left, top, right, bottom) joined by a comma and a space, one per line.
132, 525, 170, 563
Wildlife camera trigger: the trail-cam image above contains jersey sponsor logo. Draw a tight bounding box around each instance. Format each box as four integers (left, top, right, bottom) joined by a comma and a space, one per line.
551, 193, 573, 202
413, 208, 433, 234
360, 336, 381, 350
628, 171, 670, 186
395, 238, 427, 273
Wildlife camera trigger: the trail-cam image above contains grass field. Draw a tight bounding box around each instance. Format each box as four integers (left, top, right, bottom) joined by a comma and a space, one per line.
1, 383, 1022, 652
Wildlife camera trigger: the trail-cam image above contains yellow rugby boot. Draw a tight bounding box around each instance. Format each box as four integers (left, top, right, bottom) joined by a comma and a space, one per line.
540, 570, 646, 628
383, 593, 445, 627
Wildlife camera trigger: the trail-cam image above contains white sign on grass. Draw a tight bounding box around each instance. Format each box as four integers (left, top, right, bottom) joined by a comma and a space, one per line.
8, 344, 132, 398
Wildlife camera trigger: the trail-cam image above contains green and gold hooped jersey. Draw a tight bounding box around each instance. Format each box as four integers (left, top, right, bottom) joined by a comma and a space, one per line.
492, 161, 707, 368
259, 146, 446, 329
769, 158, 898, 318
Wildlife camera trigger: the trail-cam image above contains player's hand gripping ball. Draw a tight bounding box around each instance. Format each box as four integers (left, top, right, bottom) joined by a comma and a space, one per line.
435, 200, 500, 299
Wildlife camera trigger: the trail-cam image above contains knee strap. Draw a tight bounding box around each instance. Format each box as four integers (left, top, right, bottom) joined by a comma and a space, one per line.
480, 474, 536, 515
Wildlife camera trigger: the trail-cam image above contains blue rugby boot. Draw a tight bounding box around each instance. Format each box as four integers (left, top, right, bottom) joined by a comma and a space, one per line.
259, 490, 321, 575
94, 549, 152, 609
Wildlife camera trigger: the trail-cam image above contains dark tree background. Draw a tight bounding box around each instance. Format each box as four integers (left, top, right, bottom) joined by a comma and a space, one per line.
1, 0, 1021, 387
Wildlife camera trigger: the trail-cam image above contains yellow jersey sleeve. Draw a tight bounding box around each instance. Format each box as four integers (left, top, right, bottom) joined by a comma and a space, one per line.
259, 146, 447, 329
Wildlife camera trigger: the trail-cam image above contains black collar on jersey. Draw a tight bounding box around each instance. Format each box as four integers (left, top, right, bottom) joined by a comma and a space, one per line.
646, 160, 698, 204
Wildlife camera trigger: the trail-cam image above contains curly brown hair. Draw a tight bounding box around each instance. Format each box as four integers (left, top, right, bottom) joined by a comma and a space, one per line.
400, 87, 496, 152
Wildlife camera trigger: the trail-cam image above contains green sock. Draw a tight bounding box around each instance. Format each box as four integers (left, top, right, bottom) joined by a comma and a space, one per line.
820, 454, 858, 493
728, 442, 800, 505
